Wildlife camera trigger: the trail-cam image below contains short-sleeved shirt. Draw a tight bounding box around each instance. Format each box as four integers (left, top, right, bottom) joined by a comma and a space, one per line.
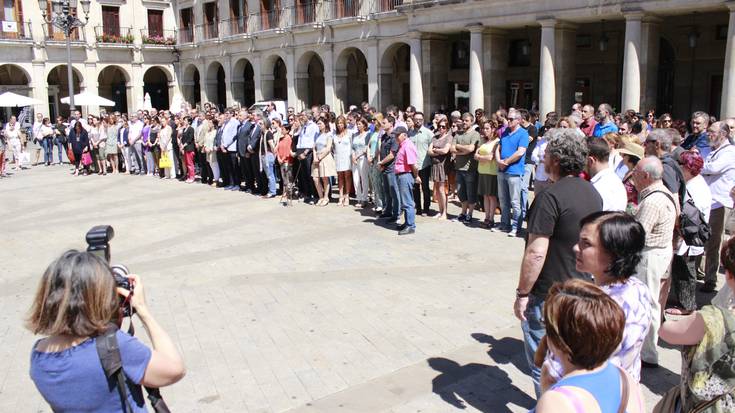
499, 126, 529, 176
477, 140, 498, 175
379, 133, 399, 174
454, 129, 481, 172
30, 330, 152, 412
527, 176, 603, 298
394, 138, 418, 174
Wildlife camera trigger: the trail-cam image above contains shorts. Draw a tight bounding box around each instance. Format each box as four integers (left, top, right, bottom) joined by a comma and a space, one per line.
456, 170, 478, 204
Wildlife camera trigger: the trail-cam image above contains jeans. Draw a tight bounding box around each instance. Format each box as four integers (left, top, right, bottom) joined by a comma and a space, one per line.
498, 172, 523, 231
262, 152, 277, 195
519, 163, 535, 225
370, 164, 384, 209
521, 294, 545, 398
397, 173, 416, 229
53, 138, 65, 163
129, 142, 144, 173
382, 172, 400, 219
41, 137, 53, 164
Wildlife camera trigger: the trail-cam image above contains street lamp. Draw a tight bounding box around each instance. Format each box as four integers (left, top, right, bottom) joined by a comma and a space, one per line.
38, 0, 91, 114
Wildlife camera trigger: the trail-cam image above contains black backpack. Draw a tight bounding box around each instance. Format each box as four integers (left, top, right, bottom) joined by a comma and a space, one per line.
648, 190, 711, 247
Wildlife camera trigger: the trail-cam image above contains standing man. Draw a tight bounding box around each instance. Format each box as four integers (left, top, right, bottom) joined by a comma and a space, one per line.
514, 129, 602, 396
682, 111, 711, 158
410, 112, 433, 216
393, 126, 419, 235
644, 129, 687, 205
32, 112, 44, 166
701, 121, 735, 292
236, 110, 254, 191
579, 104, 597, 137
592, 103, 619, 137
378, 116, 400, 222
519, 109, 539, 226
128, 114, 144, 174
495, 109, 529, 237
221, 110, 241, 190
586, 137, 626, 211
452, 112, 482, 223
296, 112, 318, 204
180, 116, 196, 183
247, 112, 264, 194
633, 156, 679, 368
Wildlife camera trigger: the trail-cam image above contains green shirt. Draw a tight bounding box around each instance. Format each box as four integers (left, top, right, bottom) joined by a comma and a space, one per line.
409, 126, 433, 170
454, 129, 481, 172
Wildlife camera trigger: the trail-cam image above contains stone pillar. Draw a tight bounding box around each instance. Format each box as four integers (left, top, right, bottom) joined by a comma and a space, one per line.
468, 24, 484, 113
286, 50, 298, 111
130, 62, 144, 112
539, 19, 556, 122
555, 23, 577, 114
367, 41, 379, 108
323, 46, 335, 111
621, 12, 643, 112
483, 29, 507, 113
253, 54, 263, 102
85, 63, 99, 115
198, 61, 209, 105
32, 61, 48, 116
722, 4, 735, 119
223, 59, 235, 107
408, 31, 424, 112
424, 35, 448, 115
640, 17, 661, 113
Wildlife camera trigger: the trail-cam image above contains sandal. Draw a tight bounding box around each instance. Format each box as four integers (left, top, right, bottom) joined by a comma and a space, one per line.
665, 307, 693, 316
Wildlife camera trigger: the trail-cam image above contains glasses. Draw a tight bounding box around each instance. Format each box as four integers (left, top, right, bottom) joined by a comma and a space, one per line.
438, 125, 448, 129
662, 119, 672, 123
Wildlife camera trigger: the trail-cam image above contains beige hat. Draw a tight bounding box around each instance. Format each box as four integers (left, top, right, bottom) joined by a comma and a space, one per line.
617, 141, 645, 160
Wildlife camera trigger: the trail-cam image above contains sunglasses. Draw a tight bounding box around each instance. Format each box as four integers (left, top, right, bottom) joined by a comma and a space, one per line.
438, 125, 448, 129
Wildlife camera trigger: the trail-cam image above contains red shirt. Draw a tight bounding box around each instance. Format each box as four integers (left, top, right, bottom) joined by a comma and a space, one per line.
276, 135, 293, 164
580, 118, 597, 137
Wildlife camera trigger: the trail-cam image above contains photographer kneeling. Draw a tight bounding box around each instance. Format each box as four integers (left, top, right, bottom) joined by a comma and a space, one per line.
27, 250, 185, 412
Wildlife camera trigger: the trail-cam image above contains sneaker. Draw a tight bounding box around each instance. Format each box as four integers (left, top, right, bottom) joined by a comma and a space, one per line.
452, 214, 466, 223
507, 229, 517, 237
397, 223, 407, 231
398, 227, 415, 236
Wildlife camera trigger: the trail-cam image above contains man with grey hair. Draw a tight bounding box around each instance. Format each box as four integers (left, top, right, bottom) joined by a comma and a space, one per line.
643, 128, 686, 204
701, 121, 735, 292
632, 156, 679, 368
592, 103, 618, 137
514, 128, 601, 396
682, 111, 711, 157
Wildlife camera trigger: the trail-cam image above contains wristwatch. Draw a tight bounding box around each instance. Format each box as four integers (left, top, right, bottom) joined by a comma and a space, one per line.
515, 288, 529, 299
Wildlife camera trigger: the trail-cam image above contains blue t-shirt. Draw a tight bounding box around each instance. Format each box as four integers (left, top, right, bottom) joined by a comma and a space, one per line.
31, 330, 152, 412
592, 121, 619, 137
499, 127, 529, 176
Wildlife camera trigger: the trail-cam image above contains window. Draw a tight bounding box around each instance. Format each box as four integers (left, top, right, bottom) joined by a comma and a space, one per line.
1, 0, 24, 38
46, 2, 79, 40
451, 40, 469, 69
179, 7, 193, 42
101, 6, 120, 36
203, 2, 218, 38
147, 9, 163, 36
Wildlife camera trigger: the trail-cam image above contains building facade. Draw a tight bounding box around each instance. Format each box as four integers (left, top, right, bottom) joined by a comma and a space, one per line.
1, 0, 735, 121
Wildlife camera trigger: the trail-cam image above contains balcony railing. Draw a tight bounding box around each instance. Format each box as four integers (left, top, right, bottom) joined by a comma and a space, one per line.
255, 8, 282, 31
179, 27, 194, 44
43, 23, 82, 42
141, 28, 177, 46
223, 16, 248, 36
372, 0, 402, 13
196, 22, 219, 40
290, 2, 318, 25
0, 20, 32, 41
329, 0, 362, 19
94, 26, 134, 44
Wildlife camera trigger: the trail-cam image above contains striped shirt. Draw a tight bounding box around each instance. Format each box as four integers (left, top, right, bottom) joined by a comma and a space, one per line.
635, 182, 679, 249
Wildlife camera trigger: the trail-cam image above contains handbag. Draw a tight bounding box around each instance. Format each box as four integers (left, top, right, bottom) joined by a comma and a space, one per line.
81, 152, 92, 166
67, 147, 75, 164
159, 152, 172, 168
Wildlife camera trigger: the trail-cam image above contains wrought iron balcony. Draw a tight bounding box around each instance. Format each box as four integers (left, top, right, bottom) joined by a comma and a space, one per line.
141, 28, 177, 46
195, 22, 219, 41
223, 16, 248, 37
179, 27, 194, 44
94, 26, 134, 44
0, 20, 32, 41
43, 22, 83, 42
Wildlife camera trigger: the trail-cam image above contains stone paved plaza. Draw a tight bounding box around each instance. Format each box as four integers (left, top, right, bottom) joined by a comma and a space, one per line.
1, 166, 683, 412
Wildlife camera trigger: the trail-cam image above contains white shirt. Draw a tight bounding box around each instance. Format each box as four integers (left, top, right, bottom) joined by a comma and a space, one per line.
702, 143, 735, 210
531, 137, 549, 182
677, 175, 712, 256
128, 120, 143, 145
4, 123, 19, 140
591, 167, 627, 212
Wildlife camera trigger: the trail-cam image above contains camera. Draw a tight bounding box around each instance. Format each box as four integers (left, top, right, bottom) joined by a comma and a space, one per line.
86, 225, 134, 317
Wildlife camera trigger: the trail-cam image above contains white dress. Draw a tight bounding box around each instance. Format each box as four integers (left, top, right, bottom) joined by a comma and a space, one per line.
333, 132, 352, 172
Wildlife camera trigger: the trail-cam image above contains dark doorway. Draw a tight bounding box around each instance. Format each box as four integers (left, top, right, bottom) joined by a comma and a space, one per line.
656, 38, 675, 115
143, 67, 170, 110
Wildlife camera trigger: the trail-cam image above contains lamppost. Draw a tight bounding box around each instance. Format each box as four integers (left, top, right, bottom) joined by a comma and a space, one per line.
38, 0, 91, 114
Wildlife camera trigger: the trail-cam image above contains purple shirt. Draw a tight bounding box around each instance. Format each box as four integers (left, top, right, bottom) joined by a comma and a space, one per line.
545, 276, 652, 381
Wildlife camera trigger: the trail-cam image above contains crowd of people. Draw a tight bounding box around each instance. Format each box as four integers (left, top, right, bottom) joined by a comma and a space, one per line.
10, 97, 735, 411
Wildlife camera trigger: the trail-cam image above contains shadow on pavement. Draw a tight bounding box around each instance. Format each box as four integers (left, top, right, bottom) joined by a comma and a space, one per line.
428, 357, 536, 412
472, 333, 531, 375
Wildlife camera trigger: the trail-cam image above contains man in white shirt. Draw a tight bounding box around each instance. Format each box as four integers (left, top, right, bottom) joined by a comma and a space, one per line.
701, 121, 735, 292
4, 115, 22, 170
586, 137, 626, 212
32, 112, 44, 166
127, 114, 145, 174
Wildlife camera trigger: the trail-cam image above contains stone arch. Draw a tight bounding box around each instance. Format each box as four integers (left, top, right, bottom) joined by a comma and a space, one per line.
143, 66, 173, 110
335, 47, 368, 113
97, 65, 131, 113
262, 54, 287, 102
380, 42, 411, 110
295, 51, 324, 109
232, 58, 256, 108
47, 64, 85, 118
0, 64, 32, 122
182, 64, 201, 107
206, 61, 227, 110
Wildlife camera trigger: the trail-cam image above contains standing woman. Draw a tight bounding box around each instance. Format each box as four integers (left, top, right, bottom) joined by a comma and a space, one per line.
367, 114, 384, 212
475, 120, 500, 228
258, 118, 278, 198
428, 118, 453, 220
158, 116, 174, 179
105, 115, 120, 174
39, 118, 55, 166
141, 116, 152, 175
351, 118, 371, 208
68, 121, 89, 176
333, 115, 353, 206
87, 117, 103, 175
277, 122, 295, 204
149, 117, 161, 177
202, 115, 218, 185
53, 116, 68, 165
312, 117, 337, 206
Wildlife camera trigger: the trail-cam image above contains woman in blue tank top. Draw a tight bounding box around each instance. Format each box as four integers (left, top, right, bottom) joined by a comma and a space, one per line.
531, 279, 645, 413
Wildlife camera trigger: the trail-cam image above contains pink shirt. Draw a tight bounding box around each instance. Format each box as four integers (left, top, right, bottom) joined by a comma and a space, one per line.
394, 138, 417, 174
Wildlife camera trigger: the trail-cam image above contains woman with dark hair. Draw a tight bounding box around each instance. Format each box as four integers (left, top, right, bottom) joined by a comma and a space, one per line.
351, 117, 371, 208
312, 117, 336, 206
427, 118, 453, 220
656, 113, 673, 129
659, 237, 735, 412
540, 211, 652, 390
69, 121, 89, 176
27, 251, 185, 412
532, 279, 645, 413
333, 115, 353, 206
667, 151, 712, 316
